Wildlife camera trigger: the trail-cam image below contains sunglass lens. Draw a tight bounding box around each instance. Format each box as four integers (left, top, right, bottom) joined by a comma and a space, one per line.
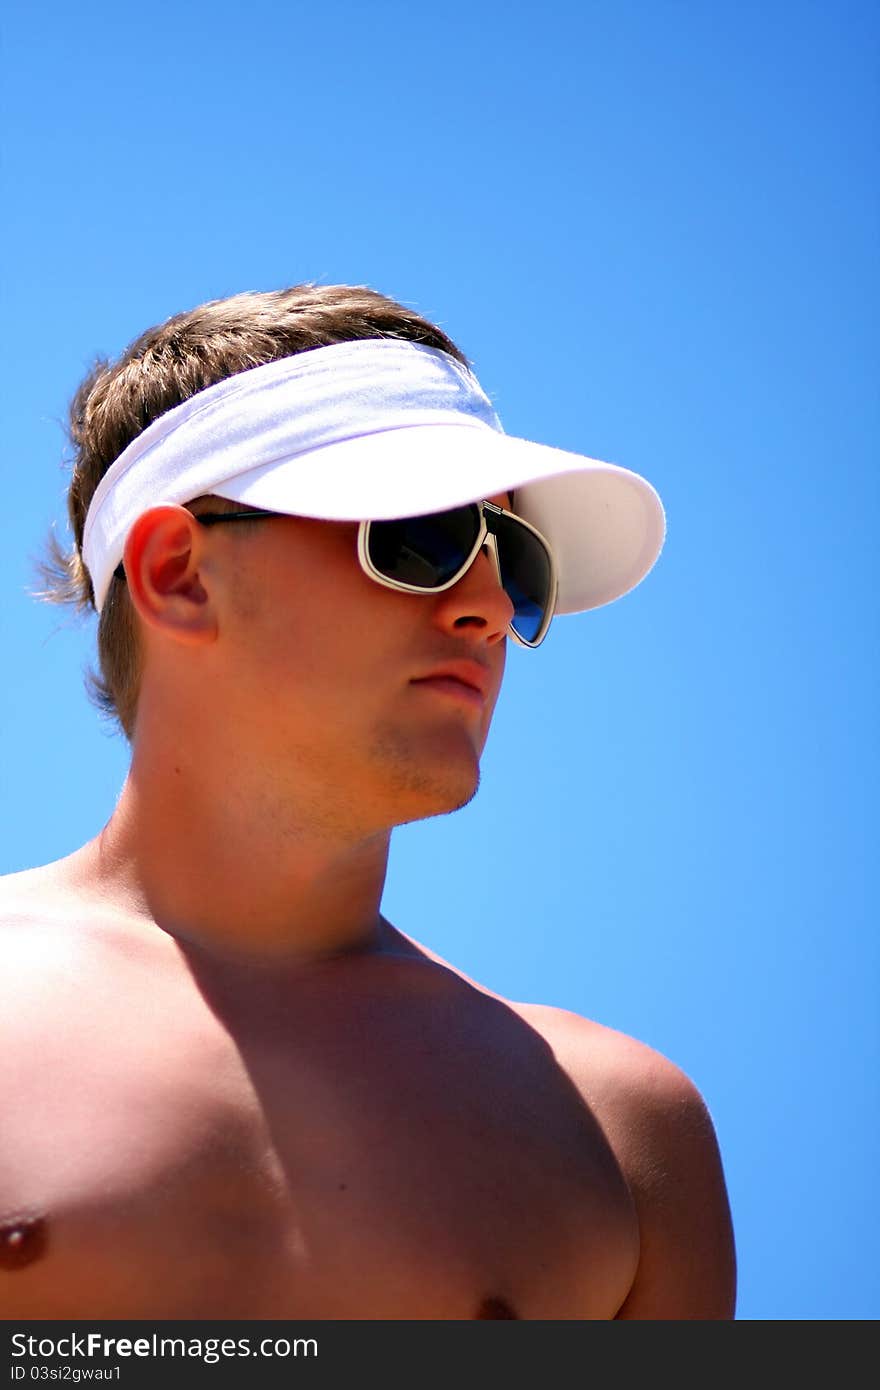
367, 505, 481, 588
492, 511, 552, 644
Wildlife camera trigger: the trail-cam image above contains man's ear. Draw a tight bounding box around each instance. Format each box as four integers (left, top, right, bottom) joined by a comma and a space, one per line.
122, 506, 218, 644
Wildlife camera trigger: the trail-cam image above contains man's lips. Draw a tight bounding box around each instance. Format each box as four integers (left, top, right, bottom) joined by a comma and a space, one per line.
410, 660, 491, 709
411, 676, 487, 710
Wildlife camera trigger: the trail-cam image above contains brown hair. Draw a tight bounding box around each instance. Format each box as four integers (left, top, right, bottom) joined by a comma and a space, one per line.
40, 284, 470, 739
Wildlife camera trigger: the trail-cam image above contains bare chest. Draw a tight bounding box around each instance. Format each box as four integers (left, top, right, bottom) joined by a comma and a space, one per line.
2, 968, 638, 1318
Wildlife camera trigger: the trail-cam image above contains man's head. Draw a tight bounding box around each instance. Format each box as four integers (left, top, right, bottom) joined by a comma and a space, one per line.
121, 488, 516, 834
46, 283, 471, 739
44, 281, 666, 833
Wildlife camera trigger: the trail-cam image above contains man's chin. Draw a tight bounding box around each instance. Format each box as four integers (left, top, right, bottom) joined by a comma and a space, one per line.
382, 758, 481, 827
393, 770, 481, 827
368, 723, 483, 825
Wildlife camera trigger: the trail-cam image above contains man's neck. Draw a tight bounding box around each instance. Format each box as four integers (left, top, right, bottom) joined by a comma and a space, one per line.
79, 738, 394, 965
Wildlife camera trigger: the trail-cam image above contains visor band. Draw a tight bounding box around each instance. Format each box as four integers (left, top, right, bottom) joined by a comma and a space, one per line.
79, 335, 667, 620
82, 339, 505, 611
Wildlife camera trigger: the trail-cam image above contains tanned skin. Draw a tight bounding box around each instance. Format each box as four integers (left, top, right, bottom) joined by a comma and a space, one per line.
1, 492, 735, 1319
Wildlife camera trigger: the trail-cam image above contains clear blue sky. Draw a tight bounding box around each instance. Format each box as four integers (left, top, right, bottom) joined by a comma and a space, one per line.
1, 0, 876, 1320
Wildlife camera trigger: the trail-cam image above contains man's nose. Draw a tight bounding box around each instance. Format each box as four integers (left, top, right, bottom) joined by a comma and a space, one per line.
430, 538, 514, 644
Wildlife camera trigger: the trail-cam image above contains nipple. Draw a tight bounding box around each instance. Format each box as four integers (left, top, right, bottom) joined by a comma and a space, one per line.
476, 1295, 518, 1318
0, 1214, 48, 1270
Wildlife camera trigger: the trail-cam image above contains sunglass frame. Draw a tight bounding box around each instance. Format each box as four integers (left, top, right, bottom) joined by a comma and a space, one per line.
358, 500, 558, 649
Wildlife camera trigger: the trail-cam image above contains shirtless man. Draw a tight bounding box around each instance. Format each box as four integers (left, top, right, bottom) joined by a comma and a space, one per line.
1, 284, 735, 1319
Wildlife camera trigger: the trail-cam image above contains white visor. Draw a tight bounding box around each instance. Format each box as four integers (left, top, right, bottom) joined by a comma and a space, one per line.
82, 337, 666, 617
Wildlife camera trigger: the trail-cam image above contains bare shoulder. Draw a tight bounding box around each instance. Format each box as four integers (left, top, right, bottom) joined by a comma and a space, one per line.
0, 862, 72, 946
512, 1001, 737, 1320
0, 862, 98, 1017
0, 855, 90, 918
509, 1000, 704, 1111
0, 857, 94, 944
0, 854, 146, 1022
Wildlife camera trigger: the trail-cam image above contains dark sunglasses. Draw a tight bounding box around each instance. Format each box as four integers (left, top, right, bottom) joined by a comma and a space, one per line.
114, 500, 558, 647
